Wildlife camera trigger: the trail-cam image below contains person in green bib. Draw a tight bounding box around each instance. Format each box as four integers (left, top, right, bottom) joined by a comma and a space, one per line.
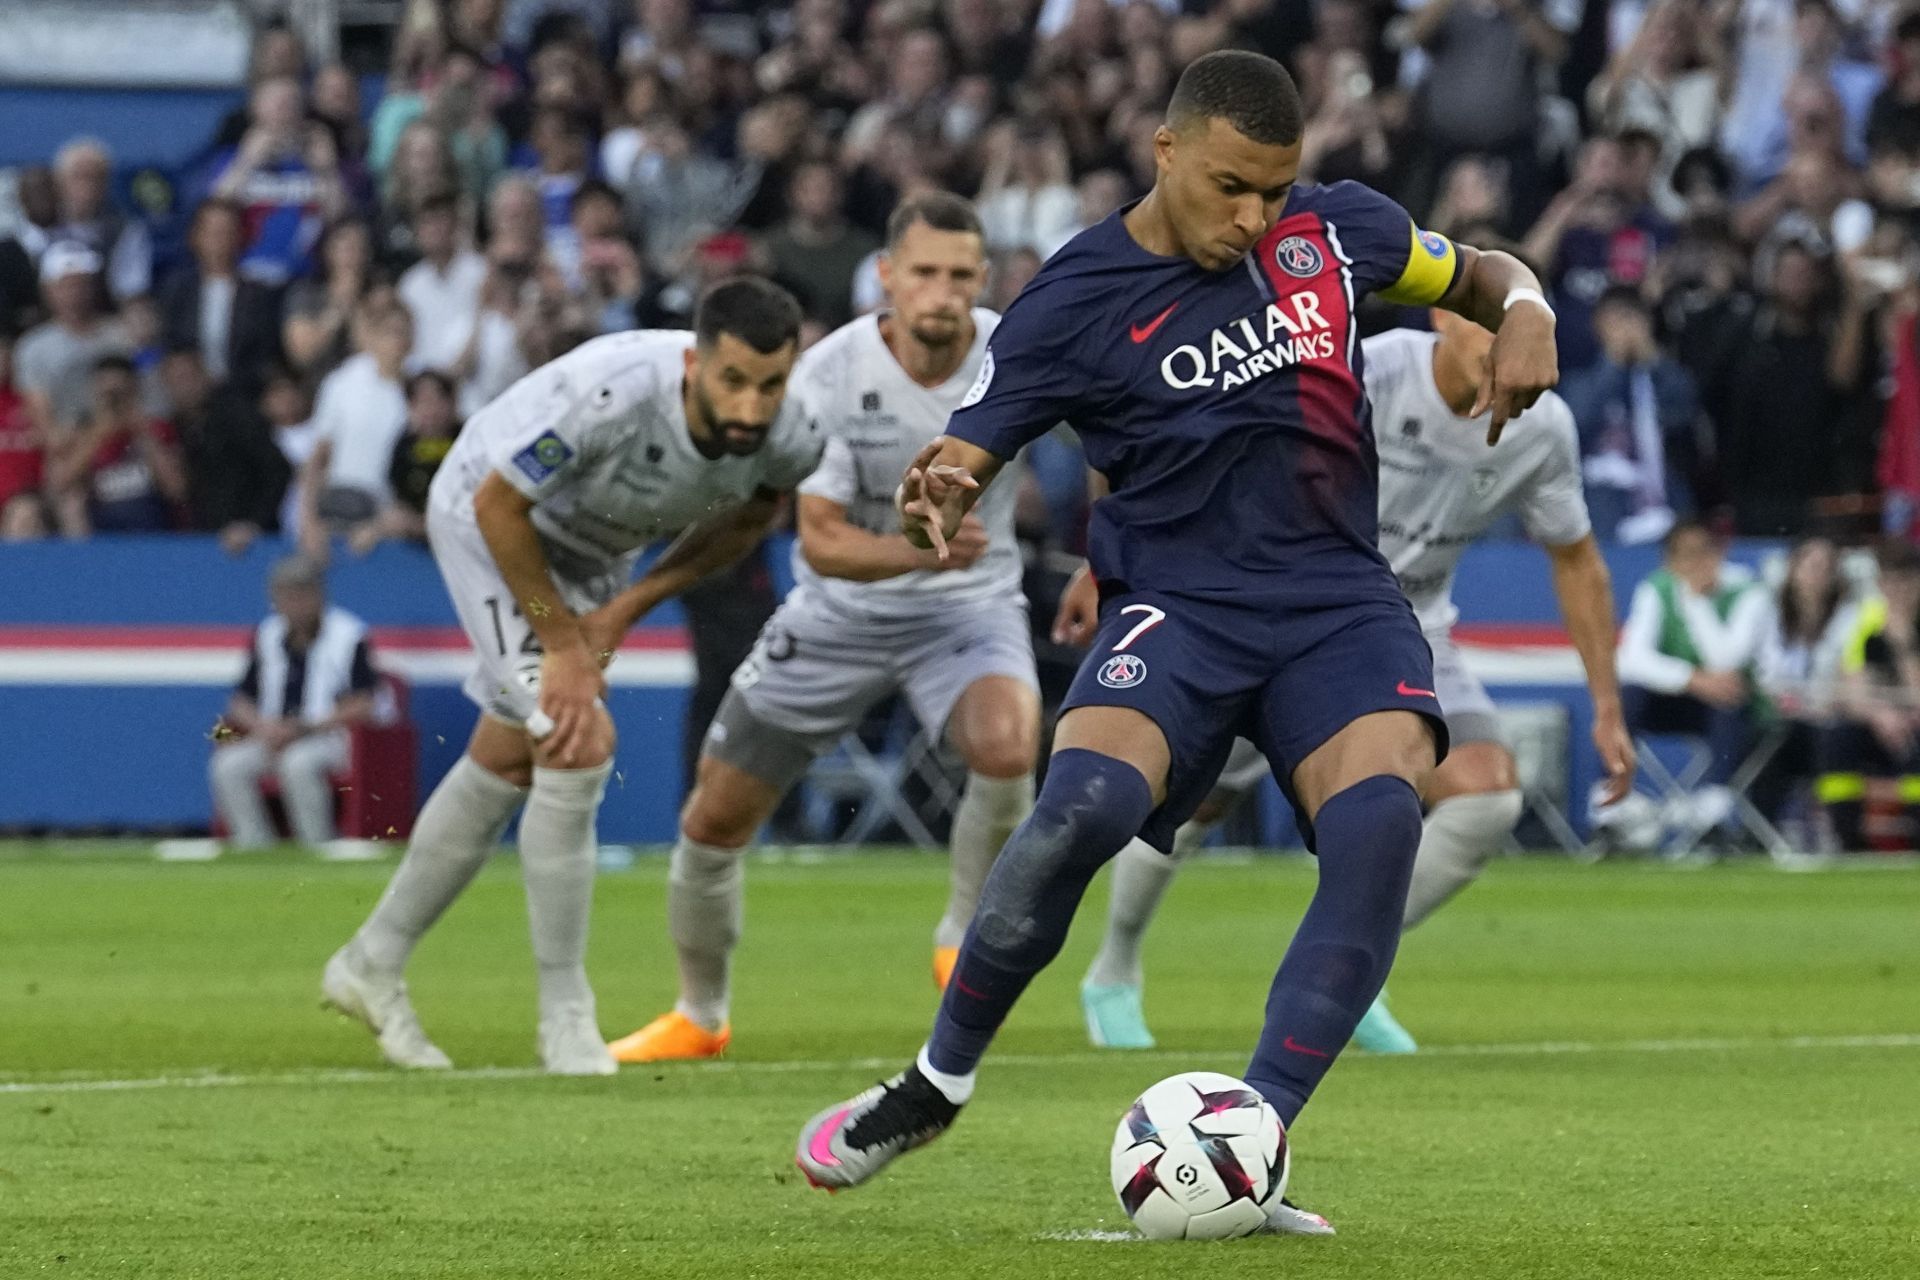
1614, 521, 1771, 834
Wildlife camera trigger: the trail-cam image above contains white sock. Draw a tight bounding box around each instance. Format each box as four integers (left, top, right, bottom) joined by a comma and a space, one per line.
519, 761, 612, 1014
356, 756, 527, 974
668, 835, 744, 1032
915, 1043, 975, 1105
937, 771, 1034, 948
1402, 790, 1523, 929
1084, 822, 1205, 988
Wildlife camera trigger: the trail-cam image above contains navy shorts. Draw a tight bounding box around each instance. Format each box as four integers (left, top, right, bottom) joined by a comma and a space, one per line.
1060, 587, 1449, 852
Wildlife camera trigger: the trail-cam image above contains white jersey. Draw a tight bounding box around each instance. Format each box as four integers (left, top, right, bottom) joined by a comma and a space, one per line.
430, 329, 824, 588
1366, 328, 1590, 634
787, 309, 1023, 624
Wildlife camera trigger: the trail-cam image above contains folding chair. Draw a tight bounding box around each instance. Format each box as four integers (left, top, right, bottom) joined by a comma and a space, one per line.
1632, 723, 1794, 860
798, 701, 944, 849
1496, 701, 1585, 856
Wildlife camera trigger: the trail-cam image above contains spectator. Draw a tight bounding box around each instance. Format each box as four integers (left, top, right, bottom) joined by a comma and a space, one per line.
261, 365, 319, 537
208, 556, 380, 851
620, 116, 751, 274
46, 353, 187, 535
1866, 11, 1920, 159
484, 176, 549, 270
378, 122, 462, 264
1821, 540, 1920, 849
397, 193, 487, 373
569, 180, 651, 331
350, 369, 461, 557
520, 105, 596, 277
208, 76, 348, 285
14, 243, 131, 442
1588, 0, 1721, 206
986, 245, 1042, 313
1560, 286, 1703, 544
372, 42, 510, 214
312, 63, 372, 168
1610, 520, 1772, 835
1038, 170, 1131, 259
0, 169, 46, 334
1719, 0, 1802, 187
1401, 0, 1580, 223
283, 218, 381, 380
842, 26, 955, 173
0, 327, 47, 540
162, 347, 291, 555
300, 299, 414, 561
975, 119, 1078, 255
759, 161, 878, 328
158, 198, 286, 396
209, 21, 311, 148
50, 138, 151, 304
1695, 239, 1875, 535
1523, 135, 1675, 370
459, 257, 532, 415
1755, 536, 1858, 836
600, 66, 675, 188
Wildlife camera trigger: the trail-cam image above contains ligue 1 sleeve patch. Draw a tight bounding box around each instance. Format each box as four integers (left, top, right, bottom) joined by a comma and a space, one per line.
511, 430, 574, 484
1418, 229, 1451, 259
959, 349, 995, 408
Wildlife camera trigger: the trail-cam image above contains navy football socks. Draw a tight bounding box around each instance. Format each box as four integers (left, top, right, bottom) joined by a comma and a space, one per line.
926, 749, 1155, 1076
1246, 774, 1423, 1125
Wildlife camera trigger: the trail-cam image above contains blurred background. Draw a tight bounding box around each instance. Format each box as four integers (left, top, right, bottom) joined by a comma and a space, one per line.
4, 0, 1920, 859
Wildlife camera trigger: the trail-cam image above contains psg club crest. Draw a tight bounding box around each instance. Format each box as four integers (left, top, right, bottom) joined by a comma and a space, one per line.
1274, 236, 1322, 278
1098, 654, 1147, 689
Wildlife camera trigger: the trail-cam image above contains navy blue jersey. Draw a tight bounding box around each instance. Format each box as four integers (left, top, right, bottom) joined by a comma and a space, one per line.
948, 180, 1461, 610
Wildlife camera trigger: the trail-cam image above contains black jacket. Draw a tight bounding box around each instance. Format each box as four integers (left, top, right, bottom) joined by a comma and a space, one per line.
176, 390, 292, 533
157, 267, 286, 396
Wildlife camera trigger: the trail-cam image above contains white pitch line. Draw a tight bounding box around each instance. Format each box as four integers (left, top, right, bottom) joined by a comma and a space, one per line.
1, 1032, 1916, 1098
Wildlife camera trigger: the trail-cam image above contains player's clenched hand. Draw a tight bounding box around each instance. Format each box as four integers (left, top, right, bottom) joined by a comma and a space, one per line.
1474, 303, 1558, 445
926, 515, 990, 571
537, 646, 607, 766
579, 605, 626, 669
898, 437, 979, 561
1592, 708, 1636, 806
1051, 562, 1100, 646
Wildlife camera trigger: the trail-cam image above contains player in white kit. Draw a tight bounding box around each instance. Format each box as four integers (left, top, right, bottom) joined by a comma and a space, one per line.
1067, 307, 1636, 1052
322, 279, 822, 1074
608, 194, 1043, 1064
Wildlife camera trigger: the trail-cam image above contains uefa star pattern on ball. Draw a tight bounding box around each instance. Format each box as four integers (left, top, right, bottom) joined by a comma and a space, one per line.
1109, 1070, 1289, 1241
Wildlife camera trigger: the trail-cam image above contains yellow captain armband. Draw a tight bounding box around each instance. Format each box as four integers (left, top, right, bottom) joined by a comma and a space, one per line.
1376, 223, 1460, 306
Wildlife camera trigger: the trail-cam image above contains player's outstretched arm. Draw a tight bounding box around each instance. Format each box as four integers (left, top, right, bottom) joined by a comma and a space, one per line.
897, 436, 1002, 561
1436, 246, 1559, 444
798, 494, 989, 582
472, 470, 605, 763
1546, 533, 1635, 804
583, 487, 787, 654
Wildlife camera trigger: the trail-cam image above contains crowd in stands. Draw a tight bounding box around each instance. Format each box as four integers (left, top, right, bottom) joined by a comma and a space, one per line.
11, 1, 1920, 849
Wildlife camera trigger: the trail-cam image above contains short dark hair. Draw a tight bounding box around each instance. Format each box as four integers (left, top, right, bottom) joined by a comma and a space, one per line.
1166, 50, 1303, 147
694, 276, 802, 354
886, 191, 983, 248
1594, 284, 1650, 317
1663, 518, 1715, 556
92, 352, 137, 379
406, 368, 457, 400
569, 178, 621, 216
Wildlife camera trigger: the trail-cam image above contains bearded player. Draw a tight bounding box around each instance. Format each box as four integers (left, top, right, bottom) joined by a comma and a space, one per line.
322, 279, 822, 1075
792, 50, 1560, 1232
608, 193, 1044, 1064
1072, 307, 1635, 1054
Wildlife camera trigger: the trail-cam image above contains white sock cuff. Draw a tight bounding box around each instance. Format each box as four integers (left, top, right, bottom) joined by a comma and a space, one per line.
451, 754, 531, 801
964, 771, 1035, 807
915, 1043, 976, 1105
670, 835, 743, 882
1430, 788, 1524, 838
1168, 821, 1207, 863
530, 760, 613, 810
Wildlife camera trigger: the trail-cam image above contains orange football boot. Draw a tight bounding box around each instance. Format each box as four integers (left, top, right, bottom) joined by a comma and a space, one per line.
932, 946, 960, 991
608, 1011, 731, 1063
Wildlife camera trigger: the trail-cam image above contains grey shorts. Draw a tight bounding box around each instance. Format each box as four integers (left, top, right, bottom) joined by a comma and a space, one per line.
1211, 629, 1502, 795
705, 594, 1038, 791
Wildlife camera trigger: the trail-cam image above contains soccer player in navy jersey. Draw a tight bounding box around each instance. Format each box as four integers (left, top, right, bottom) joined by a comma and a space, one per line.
795, 50, 1560, 1230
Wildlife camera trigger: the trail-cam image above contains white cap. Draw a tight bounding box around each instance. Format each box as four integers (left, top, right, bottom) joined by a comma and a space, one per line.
40, 241, 103, 284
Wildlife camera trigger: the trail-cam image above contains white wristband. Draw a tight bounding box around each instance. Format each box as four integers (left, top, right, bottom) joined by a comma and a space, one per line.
1503, 287, 1553, 317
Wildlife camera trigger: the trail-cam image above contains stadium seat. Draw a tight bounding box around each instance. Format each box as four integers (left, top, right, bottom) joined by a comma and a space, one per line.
210, 673, 418, 842
1631, 725, 1794, 861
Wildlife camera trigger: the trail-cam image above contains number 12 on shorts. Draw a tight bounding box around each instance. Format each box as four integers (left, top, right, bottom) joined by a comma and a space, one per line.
1112, 604, 1166, 652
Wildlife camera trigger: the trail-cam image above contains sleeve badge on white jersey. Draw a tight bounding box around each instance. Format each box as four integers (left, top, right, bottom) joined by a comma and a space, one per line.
512, 429, 575, 484
959, 349, 994, 408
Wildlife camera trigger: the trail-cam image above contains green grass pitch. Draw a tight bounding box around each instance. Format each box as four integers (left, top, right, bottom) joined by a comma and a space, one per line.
3, 845, 1917, 1279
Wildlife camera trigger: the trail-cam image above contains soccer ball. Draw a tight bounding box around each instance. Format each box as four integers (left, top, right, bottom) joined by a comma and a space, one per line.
1109, 1071, 1289, 1240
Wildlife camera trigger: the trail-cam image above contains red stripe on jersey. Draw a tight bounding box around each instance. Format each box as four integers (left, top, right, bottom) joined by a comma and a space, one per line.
1253, 214, 1364, 451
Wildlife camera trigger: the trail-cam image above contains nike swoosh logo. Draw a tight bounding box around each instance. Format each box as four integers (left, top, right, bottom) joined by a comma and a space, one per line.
1282, 1036, 1330, 1059
1129, 301, 1179, 344
1396, 681, 1438, 698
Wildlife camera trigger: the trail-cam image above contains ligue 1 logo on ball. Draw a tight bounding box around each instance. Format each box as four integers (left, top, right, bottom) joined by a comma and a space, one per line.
1274, 236, 1322, 278
1098, 654, 1147, 689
